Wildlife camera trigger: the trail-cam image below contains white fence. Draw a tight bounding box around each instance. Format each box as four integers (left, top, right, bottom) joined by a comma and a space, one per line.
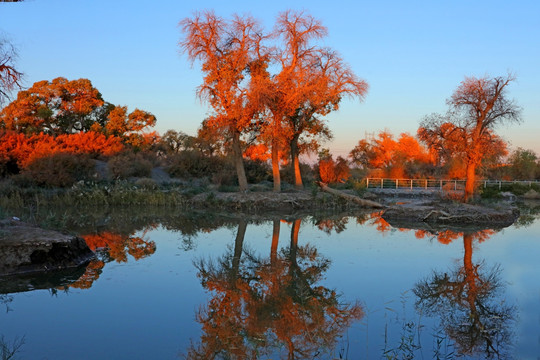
364, 178, 540, 190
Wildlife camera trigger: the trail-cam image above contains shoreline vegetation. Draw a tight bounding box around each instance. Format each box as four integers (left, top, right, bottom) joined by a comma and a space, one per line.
0, 174, 534, 228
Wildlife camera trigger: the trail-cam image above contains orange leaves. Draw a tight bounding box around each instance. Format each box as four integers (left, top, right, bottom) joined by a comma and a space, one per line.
0, 77, 104, 134
57, 131, 124, 156
0, 131, 124, 170
318, 155, 350, 184
350, 130, 434, 178
244, 143, 270, 162
105, 106, 157, 138
0, 77, 157, 150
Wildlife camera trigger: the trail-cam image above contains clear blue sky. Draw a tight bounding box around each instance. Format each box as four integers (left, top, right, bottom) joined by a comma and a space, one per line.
2, 0, 539, 157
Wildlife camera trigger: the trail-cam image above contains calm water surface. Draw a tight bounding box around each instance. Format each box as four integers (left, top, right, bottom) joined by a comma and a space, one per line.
1, 207, 539, 359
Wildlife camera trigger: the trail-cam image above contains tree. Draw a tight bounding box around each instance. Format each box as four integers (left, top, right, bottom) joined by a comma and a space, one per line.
508, 148, 538, 180
0, 36, 22, 106
349, 130, 433, 178
0, 77, 156, 146
0, 77, 104, 134
419, 74, 521, 201
180, 12, 267, 192
286, 48, 367, 189
261, 11, 367, 191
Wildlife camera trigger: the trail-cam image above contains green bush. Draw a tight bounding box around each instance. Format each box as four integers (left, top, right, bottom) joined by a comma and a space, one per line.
23, 153, 96, 188
479, 186, 503, 199
108, 152, 153, 179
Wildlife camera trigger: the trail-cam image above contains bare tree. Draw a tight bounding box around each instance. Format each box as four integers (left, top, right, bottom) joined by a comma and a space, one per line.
0, 36, 23, 106
419, 74, 521, 201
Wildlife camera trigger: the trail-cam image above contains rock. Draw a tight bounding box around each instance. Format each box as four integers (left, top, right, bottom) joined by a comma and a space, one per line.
0, 218, 95, 277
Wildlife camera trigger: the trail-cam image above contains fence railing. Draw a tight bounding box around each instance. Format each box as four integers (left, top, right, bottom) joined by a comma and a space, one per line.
364, 178, 540, 190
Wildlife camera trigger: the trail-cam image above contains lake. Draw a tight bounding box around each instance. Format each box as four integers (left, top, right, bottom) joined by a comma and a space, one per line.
1, 205, 539, 359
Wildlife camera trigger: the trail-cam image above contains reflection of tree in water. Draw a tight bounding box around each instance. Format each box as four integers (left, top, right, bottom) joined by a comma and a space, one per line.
186, 219, 363, 359
59, 228, 156, 290
413, 230, 515, 359
311, 211, 385, 235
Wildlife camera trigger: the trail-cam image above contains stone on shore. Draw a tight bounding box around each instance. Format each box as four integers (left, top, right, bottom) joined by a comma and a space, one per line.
0, 218, 95, 277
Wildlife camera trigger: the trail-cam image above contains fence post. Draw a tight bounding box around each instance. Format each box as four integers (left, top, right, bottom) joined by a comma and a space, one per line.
366, 178, 369, 188
499, 181, 501, 190
425, 179, 427, 189
454, 180, 457, 191
410, 179, 413, 190
440, 180, 442, 189
484, 181, 487, 188
381, 178, 383, 189
396, 179, 398, 189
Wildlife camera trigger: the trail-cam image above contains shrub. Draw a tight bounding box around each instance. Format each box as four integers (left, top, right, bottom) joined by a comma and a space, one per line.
23, 152, 95, 187
166, 151, 224, 179
134, 177, 158, 190
211, 167, 237, 186
244, 159, 271, 183
108, 152, 153, 179
280, 162, 315, 185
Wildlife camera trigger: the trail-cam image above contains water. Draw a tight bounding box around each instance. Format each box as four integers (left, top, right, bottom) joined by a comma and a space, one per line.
1, 206, 539, 359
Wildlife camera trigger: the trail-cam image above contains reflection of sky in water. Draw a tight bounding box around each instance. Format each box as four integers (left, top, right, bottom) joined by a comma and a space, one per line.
1, 215, 539, 359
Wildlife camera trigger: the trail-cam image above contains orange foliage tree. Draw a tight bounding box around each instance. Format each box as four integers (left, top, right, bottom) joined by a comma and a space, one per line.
349, 130, 434, 178
255, 10, 367, 191
0, 77, 104, 135
418, 74, 521, 201
180, 12, 267, 192
317, 149, 350, 184
181, 10, 367, 192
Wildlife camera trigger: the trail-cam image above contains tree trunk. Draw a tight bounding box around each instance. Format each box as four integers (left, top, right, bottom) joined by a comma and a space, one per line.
271, 220, 280, 265
231, 219, 247, 281
271, 137, 281, 192
464, 160, 476, 202
290, 135, 303, 190
290, 219, 301, 261
317, 182, 385, 208
231, 130, 248, 192
463, 233, 479, 316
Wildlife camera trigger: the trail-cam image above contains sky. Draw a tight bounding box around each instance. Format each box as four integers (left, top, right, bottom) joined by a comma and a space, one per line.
1, 0, 539, 158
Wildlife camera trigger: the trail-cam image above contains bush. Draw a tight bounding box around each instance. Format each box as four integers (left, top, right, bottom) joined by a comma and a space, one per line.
479, 186, 503, 199
23, 152, 96, 187
280, 162, 315, 185
166, 151, 224, 179
108, 152, 153, 179
134, 177, 158, 190
244, 159, 271, 183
